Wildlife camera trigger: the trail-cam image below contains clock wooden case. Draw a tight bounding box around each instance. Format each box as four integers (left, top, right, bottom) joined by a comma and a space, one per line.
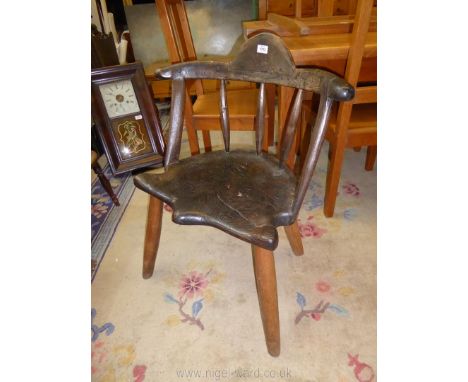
91, 62, 165, 175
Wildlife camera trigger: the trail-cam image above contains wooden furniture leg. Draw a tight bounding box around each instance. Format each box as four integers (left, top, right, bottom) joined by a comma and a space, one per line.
324, 139, 346, 217
365, 145, 377, 170
142, 196, 163, 279
324, 102, 352, 217
284, 221, 304, 256
92, 159, 120, 206
252, 245, 280, 357
202, 130, 212, 152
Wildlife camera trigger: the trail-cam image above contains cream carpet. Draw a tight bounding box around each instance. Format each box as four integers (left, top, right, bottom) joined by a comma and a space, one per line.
92, 131, 376, 382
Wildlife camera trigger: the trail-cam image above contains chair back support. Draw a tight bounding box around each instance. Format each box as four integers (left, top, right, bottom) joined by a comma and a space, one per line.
157, 33, 353, 219
156, 0, 197, 64
155, 0, 205, 96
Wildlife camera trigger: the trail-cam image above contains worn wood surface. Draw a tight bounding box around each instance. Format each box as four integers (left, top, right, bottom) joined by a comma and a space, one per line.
142, 196, 163, 279
252, 245, 280, 357
284, 221, 304, 256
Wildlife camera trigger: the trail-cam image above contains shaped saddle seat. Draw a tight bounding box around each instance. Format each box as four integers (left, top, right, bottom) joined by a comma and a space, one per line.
134, 150, 297, 250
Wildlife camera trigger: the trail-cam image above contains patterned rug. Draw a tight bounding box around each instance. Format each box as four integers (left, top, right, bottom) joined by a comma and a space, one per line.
91, 161, 136, 280
91, 139, 376, 382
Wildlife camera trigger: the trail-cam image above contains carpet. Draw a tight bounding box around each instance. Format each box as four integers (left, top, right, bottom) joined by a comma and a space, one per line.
91, 161, 136, 280
91, 138, 376, 382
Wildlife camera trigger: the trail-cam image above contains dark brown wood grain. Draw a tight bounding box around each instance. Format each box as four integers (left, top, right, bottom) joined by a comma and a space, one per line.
142, 196, 163, 279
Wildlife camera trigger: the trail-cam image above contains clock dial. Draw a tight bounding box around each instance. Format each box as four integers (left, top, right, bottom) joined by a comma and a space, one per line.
99, 79, 140, 118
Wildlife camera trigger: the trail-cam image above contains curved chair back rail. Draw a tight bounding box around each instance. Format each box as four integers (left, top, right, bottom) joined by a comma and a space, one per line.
146, 32, 353, 229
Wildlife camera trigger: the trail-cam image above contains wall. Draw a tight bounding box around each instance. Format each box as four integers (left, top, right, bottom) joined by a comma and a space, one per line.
125, 0, 254, 67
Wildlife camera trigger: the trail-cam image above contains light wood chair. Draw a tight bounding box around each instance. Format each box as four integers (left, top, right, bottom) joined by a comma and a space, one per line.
258, 0, 360, 20
154, 0, 276, 154
134, 33, 354, 356
300, 0, 376, 217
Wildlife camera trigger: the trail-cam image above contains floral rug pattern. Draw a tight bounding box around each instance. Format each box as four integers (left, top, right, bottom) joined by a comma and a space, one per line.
92, 142, 376, 381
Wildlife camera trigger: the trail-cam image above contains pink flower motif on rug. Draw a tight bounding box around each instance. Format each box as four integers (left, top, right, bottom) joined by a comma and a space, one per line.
347, 354, 375, 382
91, 203, 109, 219
133, 365, 147, 382
297, 216, 327, 238
315, 280, 331, 293
164, 269, 213, 330
178, 271, 209, 299
342, 182, 360, 196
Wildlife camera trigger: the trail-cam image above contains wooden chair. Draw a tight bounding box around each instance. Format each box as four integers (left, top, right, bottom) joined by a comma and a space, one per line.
133, 33, 353, 356
258, 0, 360, 20
300, 0, 376, 217
154, 0, 276, 154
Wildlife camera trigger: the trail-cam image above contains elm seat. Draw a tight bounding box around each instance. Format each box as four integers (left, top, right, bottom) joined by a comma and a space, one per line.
134, 150, 297, 250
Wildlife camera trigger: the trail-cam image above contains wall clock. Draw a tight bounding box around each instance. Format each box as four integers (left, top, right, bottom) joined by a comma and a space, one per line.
91, 62, 165, 175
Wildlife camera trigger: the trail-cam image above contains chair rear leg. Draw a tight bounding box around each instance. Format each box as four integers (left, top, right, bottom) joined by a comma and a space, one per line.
284, 221, 304, 256
142, 196, 163, 279
251, 245, 280, 357
365, 145, 377, 171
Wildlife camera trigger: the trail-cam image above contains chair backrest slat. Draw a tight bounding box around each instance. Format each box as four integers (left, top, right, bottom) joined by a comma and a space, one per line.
255, 83, 266, 154
164, 77, 186, 168
292, 95, 334, 215
156, 0, 205, 96
219, 79, 230, 152
279, 88, 304, 167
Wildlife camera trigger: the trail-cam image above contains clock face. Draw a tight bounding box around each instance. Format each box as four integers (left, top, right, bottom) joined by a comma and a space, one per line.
99, 79, 140, 118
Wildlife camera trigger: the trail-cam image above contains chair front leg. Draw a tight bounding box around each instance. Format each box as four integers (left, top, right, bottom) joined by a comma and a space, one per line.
251, 245, 280, 357
284, 220, 304, 256
142, 196, 163, 279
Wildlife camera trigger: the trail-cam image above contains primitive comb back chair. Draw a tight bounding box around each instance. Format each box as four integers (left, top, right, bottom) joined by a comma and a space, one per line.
134, 33, 353, 357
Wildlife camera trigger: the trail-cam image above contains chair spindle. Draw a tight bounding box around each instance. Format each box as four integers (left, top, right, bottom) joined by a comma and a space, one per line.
292, 94, 334, 215
219, 79, 230, 152
279, 88, 304, 166
255, 82, 266, 154
164, 77, 186, 168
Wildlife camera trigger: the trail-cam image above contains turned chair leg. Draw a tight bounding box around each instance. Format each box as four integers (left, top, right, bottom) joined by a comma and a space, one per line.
142, 196, 163, 279
251, 245, 280, 357
365, 145, 377, 171
92, 161, 120, 206
284, 220, 304, 256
